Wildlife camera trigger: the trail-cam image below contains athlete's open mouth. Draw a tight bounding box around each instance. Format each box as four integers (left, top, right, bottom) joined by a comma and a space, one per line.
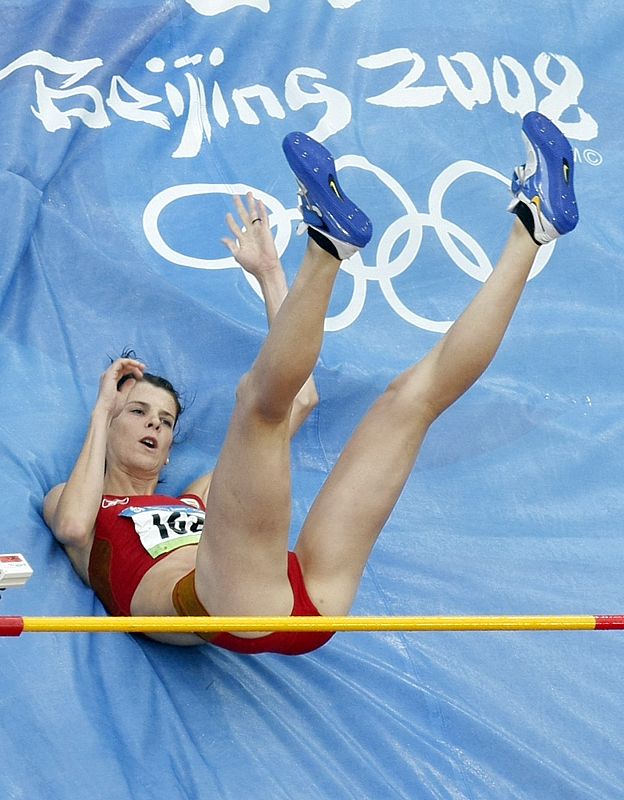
140, 437, 157, 450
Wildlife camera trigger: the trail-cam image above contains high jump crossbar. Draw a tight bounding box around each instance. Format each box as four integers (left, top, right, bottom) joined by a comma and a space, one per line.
2, 615, 624, 636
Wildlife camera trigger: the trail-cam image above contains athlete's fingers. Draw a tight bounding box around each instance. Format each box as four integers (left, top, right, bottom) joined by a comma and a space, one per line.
232, 195, 250, 226
245, 191, 259, 222
117, 359, 145, 380
257, 199, 269, 225
226, 212, 243, 240
117, 376, 137, 398
222, 237, 238, 255
104, 358, 144, 386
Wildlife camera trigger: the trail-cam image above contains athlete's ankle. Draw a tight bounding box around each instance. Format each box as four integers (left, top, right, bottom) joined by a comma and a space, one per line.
307, 227, 341, 260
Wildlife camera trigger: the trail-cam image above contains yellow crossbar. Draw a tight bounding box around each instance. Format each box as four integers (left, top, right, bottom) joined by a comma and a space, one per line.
15, 614, 606, 634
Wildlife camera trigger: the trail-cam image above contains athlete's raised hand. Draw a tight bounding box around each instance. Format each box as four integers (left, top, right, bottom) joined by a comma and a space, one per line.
222, 192, 280, 278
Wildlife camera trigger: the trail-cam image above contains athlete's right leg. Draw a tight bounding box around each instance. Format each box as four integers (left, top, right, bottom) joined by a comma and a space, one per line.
193, 133, 372, 619
295, 220, 540, 615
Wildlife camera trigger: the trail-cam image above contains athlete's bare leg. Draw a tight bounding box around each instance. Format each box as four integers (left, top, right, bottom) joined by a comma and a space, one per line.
297, 109, 579, 616
194, 238, 344, 617
194, 132, 373, 620
295, 221, 540, 614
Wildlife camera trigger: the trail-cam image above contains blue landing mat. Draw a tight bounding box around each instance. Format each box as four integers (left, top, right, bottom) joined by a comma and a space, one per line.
1, 2, 623, 797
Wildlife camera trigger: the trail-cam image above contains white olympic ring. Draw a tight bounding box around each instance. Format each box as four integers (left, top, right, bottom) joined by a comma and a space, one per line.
142, 158, 556, 333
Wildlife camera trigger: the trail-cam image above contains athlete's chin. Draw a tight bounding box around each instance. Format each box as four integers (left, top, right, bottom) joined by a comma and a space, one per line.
125, 454, 166, 478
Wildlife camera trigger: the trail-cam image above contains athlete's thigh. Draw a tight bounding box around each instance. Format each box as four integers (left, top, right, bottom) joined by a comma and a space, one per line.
194, 399, 294, 616
296, 390, 431, 615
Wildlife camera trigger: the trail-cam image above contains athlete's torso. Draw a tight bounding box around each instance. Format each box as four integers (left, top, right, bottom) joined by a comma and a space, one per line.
80, 493, 205, 616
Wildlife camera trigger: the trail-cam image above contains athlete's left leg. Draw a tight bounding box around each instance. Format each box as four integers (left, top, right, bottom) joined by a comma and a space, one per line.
295, 112, 578, 615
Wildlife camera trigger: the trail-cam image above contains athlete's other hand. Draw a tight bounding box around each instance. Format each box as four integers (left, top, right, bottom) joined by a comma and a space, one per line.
95, 358, 145, 420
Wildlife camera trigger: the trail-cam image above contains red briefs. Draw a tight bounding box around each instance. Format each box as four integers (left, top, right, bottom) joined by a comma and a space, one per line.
172, 552, 334, 656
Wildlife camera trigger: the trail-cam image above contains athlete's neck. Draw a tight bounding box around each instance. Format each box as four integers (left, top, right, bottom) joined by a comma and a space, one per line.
103, 463, 160, 497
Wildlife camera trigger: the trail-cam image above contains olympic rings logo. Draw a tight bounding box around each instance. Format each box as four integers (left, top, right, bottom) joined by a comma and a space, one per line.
143, 156, 556, 333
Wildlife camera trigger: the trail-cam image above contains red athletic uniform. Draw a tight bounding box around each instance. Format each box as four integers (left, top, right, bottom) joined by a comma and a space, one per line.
88, 493, 202, 616
89, 494, 334, 655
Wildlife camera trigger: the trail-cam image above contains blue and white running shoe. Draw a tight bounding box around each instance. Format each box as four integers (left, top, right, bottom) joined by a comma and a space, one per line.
282, 132, 372, 260
508, 111, 578, 244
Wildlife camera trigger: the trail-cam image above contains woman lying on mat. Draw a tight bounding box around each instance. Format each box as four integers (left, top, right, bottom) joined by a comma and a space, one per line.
44, 114, 578, 654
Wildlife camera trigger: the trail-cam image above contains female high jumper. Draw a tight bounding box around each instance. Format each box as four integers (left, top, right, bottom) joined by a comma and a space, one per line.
44, 113, 578, 654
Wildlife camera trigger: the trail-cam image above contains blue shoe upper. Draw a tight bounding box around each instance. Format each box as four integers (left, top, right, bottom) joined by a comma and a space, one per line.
282, 132, 372, 248
515, 111, 578, 236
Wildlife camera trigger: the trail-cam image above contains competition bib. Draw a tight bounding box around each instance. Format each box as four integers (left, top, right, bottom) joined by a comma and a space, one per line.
120, 504, 204, 558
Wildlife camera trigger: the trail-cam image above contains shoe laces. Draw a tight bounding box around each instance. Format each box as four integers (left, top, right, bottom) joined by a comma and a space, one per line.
514, 164, 528, 183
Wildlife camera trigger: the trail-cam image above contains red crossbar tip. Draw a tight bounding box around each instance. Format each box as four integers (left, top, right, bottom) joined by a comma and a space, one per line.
0, 616, 24, 636
594, 615, 624, 630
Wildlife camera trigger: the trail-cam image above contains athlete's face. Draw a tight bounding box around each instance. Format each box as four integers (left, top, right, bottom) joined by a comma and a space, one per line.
107, 381, 177, 474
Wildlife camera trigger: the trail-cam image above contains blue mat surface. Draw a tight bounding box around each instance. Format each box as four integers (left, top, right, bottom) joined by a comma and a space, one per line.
1, 2, 623, 797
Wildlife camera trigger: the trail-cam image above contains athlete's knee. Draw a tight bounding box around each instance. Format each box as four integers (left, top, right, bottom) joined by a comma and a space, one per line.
381, 371, 440, 427
235, 371, 291, 424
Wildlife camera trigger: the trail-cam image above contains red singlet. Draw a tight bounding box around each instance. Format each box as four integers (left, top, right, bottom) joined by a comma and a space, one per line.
88, 494, 203, 616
